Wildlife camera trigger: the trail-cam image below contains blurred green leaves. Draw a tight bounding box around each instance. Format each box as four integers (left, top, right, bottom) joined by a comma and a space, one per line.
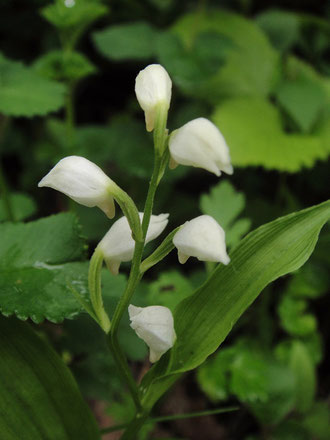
93, 22, 158, 60
0, 53, 65, 117
213, 98, 329, 172
0, 213, 88, 322
33, 50, 96, 82
200, 181, 251, 248
0, 192, 36, 222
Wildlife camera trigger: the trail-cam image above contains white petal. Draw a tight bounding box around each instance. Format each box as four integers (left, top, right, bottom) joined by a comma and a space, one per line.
99, 213, 169, 272
173, 215, 230, 264
128, 304, 176, 363
169, 118, 232, 176
135, 64, 172, 132
38, 156, 116, 218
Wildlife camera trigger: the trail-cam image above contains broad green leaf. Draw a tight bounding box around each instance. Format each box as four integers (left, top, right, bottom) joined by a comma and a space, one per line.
0, 213, 88, 322
256, 9, 301, 52
289, 340, 316, 413
0, 53, 65, 117
213, 97, 329, 172
199, 181, 251, 247
141, 200, 330, 409
0, 192, 37, 222
0, 316, 100, 439
170, 9, 278, 101
33, 50, 96, 82
93, 22, 158, 60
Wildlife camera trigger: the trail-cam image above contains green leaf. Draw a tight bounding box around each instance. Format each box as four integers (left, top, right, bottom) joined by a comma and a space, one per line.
41, 0, 108, 30
248, 363, 296, 425
212, 97, 329, 172
141, 200, 330, 409
256, 9, 301, 52
33, 50, 96, 82
0, 213, 88, 323
289, 340, 316, 413
197, 347, 235, 402
147, 270, 193, 312
0, 53, 65, 117
156, 31, 232, 97
0, 316, 99, 439
199, 180, 251, 247
285, 262, 329, 299
0, 192, 37, 222
93, 22, 158, 60
230, 350, 269, 403
277, 296, 317, 337
275, 76, 327, 132
170, 9, 278, 102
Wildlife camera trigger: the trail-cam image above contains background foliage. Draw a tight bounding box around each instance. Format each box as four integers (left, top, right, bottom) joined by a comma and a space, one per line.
0, 0, 329, 439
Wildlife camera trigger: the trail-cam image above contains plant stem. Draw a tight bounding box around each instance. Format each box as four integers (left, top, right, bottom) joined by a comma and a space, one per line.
106, 332, 143, 412
100, 406, 239, 435
108, 106, 168, 421
88, 247, 111, 333
65, 82, 75, 152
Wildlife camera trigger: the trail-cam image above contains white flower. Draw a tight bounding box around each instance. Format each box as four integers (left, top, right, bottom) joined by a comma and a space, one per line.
173, 215, 230, 265
128, 304, 176, 363
135, 64, 172, 132
38, 156, 116, 218
99, 212, 169, 275
169, 117, 233, 176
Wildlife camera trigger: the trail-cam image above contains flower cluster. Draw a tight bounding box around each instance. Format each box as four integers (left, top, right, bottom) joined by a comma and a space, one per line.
38, 64, 232, 363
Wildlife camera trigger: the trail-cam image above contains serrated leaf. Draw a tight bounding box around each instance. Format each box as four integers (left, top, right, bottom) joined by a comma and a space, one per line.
0, 192, 37, 222
140, 200, 330, 410
285, 262, 329, 299
0, 213, 88, 322
93, 22, 158, 60
0, 53, 65, 117
199, 181, 251, 247
213, 97, 329, 172
33, 50, 96, 82
0, 316, 100, 439
170, 9, 278, 102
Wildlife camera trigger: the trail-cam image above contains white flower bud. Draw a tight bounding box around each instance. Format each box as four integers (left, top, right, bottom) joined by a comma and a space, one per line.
173, 215, 230, 265
128, 304, 176, 363
38, 156, 116, 218
135, 64, 172, 132
169, 118, 233, 176
99, 213, 169, 275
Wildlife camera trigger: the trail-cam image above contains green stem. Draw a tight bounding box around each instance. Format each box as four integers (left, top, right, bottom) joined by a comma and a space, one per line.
100, 406, 239, 435
88, 247, 111, 333
65, 82, 75, 152
106, 332, 143, 412
108, 105, 168, 427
